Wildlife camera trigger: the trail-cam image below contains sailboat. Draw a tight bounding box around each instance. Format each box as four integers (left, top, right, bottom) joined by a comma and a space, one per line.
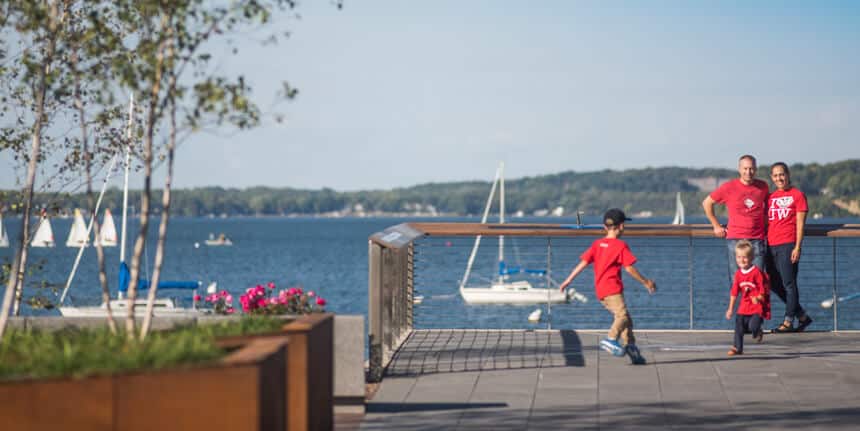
459, 162, 575, 305
671, 192, 685, 225
65, 208, 90, 247
0, 212, 8, 247
96, 208, 118, 247
58, 94, 207, 318
30, 212, 55, 247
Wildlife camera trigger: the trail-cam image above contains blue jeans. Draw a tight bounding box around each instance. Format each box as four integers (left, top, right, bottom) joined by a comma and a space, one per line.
726, 239, 766, 280
734, 314, 763, 353
766, 242, 806, 321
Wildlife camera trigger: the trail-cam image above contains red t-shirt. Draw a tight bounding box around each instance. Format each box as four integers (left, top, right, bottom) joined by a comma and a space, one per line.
710, 179, 769, 240
580, 238, 637, 300
731, 265, 771, 319
767, 187, 808, 246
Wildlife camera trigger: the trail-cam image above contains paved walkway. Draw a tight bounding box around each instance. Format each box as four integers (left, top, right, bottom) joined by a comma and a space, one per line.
360, 330, 860, 430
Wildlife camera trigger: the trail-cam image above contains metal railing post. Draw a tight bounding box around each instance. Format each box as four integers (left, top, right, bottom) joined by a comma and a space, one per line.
833, 237, 838, 331
368, 240, 383, 382
689, 236, 694, 330
546, 237, 552, 330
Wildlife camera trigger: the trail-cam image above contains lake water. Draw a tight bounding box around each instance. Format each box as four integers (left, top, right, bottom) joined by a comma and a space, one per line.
2, 216, 859, 331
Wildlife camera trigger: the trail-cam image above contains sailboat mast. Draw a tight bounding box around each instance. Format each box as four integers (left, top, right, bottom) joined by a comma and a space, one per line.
120, 94, 133, 264
459, 165, 502, 291
498, 162, 505, 279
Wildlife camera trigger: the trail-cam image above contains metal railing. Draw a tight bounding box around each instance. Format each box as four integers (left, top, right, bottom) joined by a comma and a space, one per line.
368, 222, 860, 381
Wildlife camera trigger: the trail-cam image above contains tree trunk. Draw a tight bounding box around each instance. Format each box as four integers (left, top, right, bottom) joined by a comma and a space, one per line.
126, 14, 169, 334
71, 41, 117, 333
0, 0, 59, 338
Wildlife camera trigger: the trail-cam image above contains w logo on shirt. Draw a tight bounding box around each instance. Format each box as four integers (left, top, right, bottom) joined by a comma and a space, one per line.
769, 196, 794, 221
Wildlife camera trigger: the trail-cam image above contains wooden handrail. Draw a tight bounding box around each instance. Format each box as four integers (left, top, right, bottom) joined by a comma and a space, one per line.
398, 222, 860, 238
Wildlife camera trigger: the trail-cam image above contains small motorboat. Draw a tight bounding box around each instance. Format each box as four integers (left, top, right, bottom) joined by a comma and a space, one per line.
205, 233, 233, 246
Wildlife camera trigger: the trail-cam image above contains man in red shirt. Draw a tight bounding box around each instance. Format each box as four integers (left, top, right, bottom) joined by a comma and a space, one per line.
702, 154, 769, 277
558, 208, 656, 365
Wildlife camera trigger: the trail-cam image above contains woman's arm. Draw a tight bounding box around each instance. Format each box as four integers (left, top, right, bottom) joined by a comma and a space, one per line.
792, 211, 807, 263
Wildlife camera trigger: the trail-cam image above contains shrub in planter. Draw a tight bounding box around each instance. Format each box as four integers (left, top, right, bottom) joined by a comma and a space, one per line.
0, 318, 289, 431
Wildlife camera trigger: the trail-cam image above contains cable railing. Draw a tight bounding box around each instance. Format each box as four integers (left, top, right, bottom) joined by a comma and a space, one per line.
368, 222, 860, 381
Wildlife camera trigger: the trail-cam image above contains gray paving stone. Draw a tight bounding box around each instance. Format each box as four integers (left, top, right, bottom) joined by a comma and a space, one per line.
362, 330, 860, 430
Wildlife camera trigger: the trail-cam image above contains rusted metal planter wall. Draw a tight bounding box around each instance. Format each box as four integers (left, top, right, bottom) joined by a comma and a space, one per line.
217, 313, 335, 431
0, 337, 289, 431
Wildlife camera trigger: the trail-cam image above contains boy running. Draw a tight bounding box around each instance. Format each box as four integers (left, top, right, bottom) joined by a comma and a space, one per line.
558, 208, 656, 365
725, 240, 771, 356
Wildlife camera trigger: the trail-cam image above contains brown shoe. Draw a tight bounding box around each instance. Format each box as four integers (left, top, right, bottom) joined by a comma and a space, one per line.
754, 331, 764, 343
727, 347, 742, 356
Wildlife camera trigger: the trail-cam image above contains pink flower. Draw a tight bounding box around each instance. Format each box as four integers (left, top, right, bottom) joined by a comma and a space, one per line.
307, 291, 316, 298
267, 282, 276, 290
225, 294, 233, 304
256, 298, 267, 308
193, 294, 202, 302
316, 297, 326, 307
226, 307, 235, 314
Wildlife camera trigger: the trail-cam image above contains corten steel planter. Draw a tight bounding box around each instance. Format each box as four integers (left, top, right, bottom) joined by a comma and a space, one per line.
0, 337, 289, 431
218, 313, 334, 431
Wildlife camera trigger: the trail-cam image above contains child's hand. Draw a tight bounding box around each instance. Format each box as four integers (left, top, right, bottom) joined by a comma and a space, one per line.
751, 297, 758, 304
725, 309, 733, 320
644, 279, 656, 294
558, 282, 568, 293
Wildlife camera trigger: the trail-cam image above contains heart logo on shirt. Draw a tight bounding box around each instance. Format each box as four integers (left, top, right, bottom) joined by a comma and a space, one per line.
744, 198, 754, 209
774, 196, 794, 208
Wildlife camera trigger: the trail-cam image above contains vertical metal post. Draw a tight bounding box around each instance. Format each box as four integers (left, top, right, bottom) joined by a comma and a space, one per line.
689, 236, 694, 330
833, 237, 838, 331
368, 240, 383, 382
546, 237, 552, 330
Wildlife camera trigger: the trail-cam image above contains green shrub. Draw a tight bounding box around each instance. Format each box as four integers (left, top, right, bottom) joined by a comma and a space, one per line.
0, 316, 285, 381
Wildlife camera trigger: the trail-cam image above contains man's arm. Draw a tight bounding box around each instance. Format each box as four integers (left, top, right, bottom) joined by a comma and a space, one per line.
624, 265, 656, 294
702, 195, 727, 238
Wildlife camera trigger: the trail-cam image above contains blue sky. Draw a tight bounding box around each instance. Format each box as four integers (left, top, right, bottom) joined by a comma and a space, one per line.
2, 0, 859, 191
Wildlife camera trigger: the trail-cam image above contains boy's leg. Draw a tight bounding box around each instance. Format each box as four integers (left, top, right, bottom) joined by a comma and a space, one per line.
734, 314, 746, 353
600, 294, 633, 345
750, 315, 764, 341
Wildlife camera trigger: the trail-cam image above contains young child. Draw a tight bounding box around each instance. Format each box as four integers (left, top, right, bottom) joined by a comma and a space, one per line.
558, 208, 657, 365
725, 240, 771, 356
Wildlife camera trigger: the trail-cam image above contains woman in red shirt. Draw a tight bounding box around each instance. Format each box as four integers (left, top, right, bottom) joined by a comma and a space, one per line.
766, 162, 813, 333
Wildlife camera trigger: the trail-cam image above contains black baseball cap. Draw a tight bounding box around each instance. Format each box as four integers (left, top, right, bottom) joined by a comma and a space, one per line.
603, 208, 631, 227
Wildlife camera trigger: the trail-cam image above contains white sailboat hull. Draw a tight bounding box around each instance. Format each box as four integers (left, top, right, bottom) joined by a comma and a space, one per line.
461, 280, 569, 304
59, 298, 203, 318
